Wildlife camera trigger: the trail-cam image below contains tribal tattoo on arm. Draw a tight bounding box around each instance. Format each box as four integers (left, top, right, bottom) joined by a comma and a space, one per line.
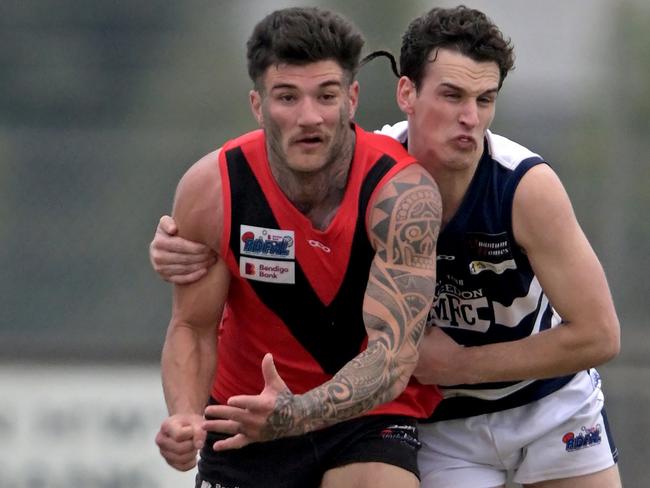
261, 166, 441, 439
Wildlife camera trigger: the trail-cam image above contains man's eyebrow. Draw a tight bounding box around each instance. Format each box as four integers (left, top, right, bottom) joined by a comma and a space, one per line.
270, 83, 297, 91
318, 80, 343, 88
439, 82, 499, 95
270, 79, 343, 91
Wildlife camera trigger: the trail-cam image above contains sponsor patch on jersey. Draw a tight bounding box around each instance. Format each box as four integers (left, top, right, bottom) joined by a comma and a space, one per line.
465, 232, 517, 275
198, 479, 240, 488
562, 424, 602, 452
240, 256, 295, 284
469, 259, 517, 275
240, 225, 294, 260
465, 232, 514, 259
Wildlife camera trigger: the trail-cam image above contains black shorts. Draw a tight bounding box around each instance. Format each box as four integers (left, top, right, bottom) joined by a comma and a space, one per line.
195, 401, 421, 488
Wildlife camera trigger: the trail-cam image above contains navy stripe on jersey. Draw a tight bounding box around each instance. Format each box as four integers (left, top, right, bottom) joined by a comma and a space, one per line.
601, 406, 619, 463
226, 147, 397, 375
424, 374, 575, 422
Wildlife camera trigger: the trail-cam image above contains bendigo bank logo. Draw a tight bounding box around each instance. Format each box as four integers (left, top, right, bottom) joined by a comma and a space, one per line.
239, 256, 295, 284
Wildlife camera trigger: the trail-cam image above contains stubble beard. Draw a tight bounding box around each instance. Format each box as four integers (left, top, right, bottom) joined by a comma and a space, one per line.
265, 104, 355, 204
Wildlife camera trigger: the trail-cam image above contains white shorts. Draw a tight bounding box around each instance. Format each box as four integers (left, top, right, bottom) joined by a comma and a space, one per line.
418, 370, 618, 487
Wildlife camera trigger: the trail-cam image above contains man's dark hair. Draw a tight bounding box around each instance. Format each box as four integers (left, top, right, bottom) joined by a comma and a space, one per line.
400, 6, 515, 90
247, 7, 365, 90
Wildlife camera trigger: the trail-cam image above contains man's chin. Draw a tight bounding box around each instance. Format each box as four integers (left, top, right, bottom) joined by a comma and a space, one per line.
286, 156, 327, 174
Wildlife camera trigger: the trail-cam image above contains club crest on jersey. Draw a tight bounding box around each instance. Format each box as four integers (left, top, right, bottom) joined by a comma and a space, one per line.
240, 225, 294, 260
562, 425, 602, 452
428, 282, 490, 332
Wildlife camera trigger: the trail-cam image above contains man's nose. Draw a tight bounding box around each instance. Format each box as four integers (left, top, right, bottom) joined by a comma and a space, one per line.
297, 97, 324, 126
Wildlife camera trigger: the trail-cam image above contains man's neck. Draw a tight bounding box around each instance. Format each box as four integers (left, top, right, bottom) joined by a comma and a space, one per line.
435, 167, 475, 227
420, 154, 481, 228
270, 129, 356, 231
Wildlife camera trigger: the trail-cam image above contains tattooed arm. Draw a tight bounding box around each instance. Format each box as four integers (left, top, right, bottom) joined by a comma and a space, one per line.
205, 163, 441, 450
285, 163, 441, 424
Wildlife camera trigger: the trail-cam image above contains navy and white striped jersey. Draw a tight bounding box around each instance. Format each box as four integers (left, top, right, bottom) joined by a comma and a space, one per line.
379, 121, 575, 421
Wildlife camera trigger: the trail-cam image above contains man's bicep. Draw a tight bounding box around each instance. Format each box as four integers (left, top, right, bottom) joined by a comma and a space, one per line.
363, 165, 440, 350
169, 149, 229, 329
171, 149, 223, 252
172, 259, 231, 332
513, 165, 615, 323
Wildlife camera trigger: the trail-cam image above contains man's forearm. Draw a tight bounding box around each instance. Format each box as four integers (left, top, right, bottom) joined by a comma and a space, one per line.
454, 321, 618, 385
161, 322, 217, 415
261, 339, 413, 439
261, 266, 432, 439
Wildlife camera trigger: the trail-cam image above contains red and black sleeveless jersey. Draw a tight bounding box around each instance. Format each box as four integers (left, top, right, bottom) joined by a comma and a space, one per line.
213, 124, 441, 419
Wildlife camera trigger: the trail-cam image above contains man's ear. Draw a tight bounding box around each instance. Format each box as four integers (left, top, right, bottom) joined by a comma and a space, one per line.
250, 90, 264, 127
396, 76, 417, 115
347, 80, 360, 119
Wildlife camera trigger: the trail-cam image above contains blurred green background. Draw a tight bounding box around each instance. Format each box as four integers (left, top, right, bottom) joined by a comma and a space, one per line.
1, 0, 648, 486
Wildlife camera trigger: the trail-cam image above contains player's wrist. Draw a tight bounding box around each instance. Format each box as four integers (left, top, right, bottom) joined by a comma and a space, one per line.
456, 346, 487, 385
261, 390, 305, 439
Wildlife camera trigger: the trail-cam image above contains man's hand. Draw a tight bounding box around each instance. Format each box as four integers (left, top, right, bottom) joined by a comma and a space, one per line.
149, 215, 217, 284
413, 327, 470, 386
203, 354, 294, 451
155, 413, 206, 471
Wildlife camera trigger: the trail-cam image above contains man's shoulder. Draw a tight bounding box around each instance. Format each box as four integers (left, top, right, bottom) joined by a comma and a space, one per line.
222, 129, 265, 152
356, 123, 412, 163
182, 148, 222, 186
173, 150, 224, 248
176, 147, 225, 219
181, 127, 264, 189
485, 130, 544, 170
389, 163, 440, 194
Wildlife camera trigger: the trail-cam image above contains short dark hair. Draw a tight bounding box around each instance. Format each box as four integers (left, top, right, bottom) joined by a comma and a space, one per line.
247, 7, 365, 89
400, 6, 515, 90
